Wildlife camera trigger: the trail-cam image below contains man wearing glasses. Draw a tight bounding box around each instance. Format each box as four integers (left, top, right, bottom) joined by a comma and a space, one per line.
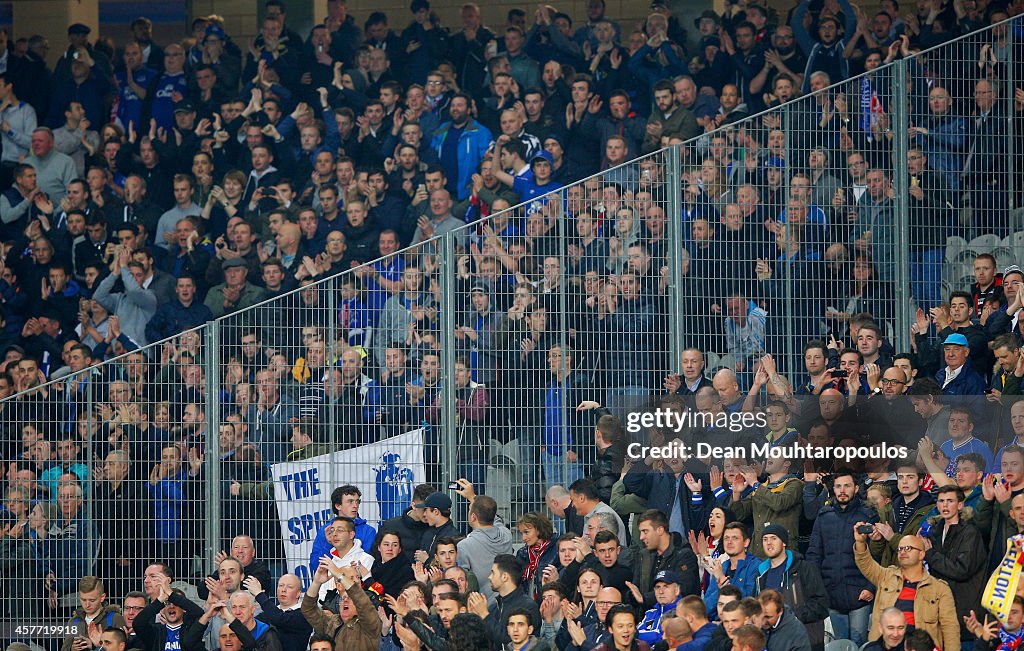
867, 366, 923, 448
149, 43, 189, 130
122, 591, 149, 649
853, 522, 960, 651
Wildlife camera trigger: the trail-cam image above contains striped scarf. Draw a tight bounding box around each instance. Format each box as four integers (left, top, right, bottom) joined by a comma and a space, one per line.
998, 626, 1024, 651
522, 540, 551, 584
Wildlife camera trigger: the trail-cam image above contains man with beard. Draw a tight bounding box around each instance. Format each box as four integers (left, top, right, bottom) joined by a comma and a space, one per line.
806, 470, 878, 647
642, 79, 698, 154
431, 93, 492, 201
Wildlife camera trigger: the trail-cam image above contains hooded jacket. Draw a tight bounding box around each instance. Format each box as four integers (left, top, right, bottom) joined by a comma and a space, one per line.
923, 508, 987, 640
227, 619, 283, 651
806, 493, 879, 613
458, 521, 514, 598
765, 607, 813, 651
755, 550, 829, 643
61, 605, 127, 651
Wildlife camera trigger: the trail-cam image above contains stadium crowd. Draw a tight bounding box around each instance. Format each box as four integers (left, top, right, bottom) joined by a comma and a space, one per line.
1, 0, 1024, 649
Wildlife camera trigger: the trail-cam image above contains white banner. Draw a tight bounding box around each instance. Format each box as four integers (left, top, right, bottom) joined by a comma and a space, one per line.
271, 428, 425, 587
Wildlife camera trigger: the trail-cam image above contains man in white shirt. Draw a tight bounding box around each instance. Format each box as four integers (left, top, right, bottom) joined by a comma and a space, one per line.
318, 516, 374, 600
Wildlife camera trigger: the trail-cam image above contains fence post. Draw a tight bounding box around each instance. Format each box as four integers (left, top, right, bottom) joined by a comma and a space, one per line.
781, 103, 795, 374
1009, 21, 1018, 213
558, 189, 570, 489
892, 59, 912, 354
666, 144, 685, 371
325, 277, 338, 492
85, 370, 95, 580
439, 233, 458, 486
204, 321, 222, 570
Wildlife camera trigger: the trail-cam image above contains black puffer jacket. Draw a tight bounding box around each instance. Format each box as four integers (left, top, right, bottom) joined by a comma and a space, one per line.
805, 494, 879, 613
590, 435, 623, 504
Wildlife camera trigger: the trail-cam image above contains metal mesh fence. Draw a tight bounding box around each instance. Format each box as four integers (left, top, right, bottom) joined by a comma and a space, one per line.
0, 325, 213, 621
1, 14, 1023, 643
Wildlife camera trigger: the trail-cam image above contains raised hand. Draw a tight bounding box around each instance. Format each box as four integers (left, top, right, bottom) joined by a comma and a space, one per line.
683, 472, 702, 492
566, 617, 587, 646
242, 576, 263, 595
466, 592, 489, 618
624, 580, 643, 604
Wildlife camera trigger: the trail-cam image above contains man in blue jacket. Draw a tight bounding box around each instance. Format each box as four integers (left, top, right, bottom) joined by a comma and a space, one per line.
935, 333, 987, 396
145, 275, 213, 343
704, 522, 761, 618
636, 570, 683, 645
676, 595, 718, 651
308, 485, 377, 569
805, 470, 878, 647
430, 92, 492, 200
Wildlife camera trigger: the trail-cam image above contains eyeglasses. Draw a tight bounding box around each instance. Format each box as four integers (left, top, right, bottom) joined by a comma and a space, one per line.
896, 546, 923, 553
880, 378, 906, 386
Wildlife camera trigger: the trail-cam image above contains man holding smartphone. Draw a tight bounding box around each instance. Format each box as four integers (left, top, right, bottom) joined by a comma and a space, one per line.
60, 576, 126, 651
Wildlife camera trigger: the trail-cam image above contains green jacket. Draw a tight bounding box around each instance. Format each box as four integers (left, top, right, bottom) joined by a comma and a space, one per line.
642, 106, 700, 154
610, 478, 648, 544
870, 495, 936, 567
731, 475, 804, 558
203, 282, 269, 319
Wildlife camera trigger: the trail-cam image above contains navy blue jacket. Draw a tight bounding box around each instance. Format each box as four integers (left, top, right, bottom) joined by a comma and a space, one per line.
624, 467, 713, 536
805, 494, 878, 613
145, 299, 214, 343
254, 592, 313, 651
515, 539, 559, 600
935, 364, 987, 396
